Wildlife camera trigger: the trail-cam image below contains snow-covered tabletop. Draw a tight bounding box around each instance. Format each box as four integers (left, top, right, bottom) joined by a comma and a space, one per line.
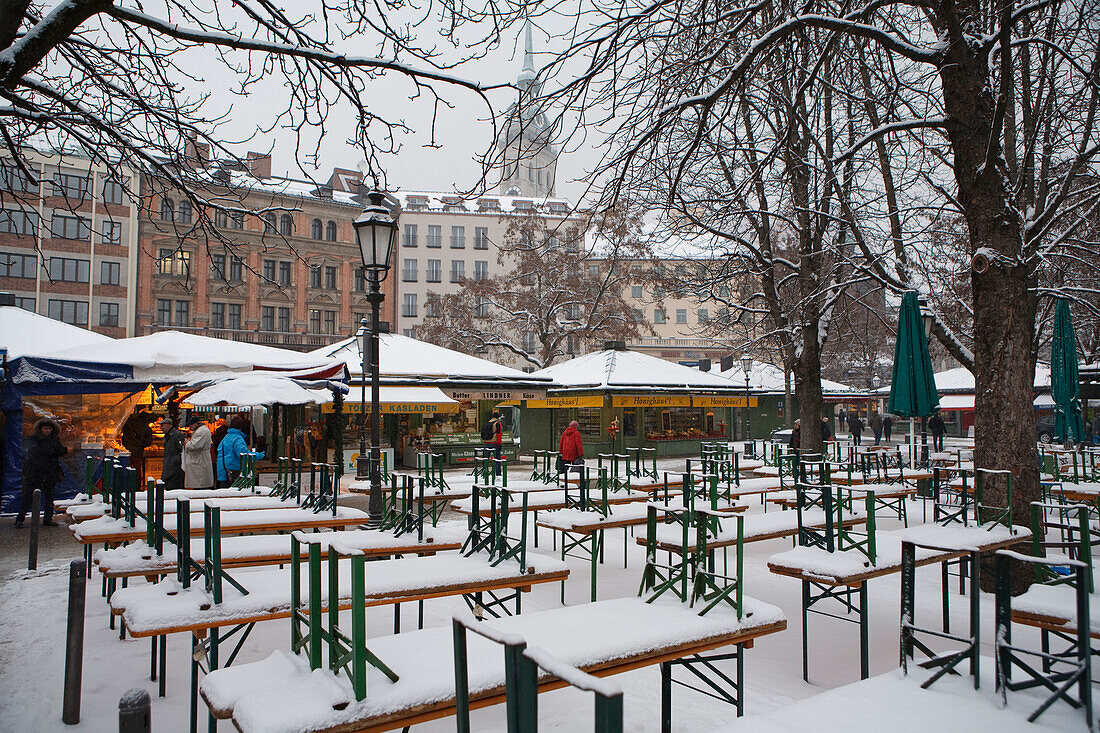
54, 485, 265, 511
1013, 578, 1100, 636
347, 480, 473, 500
639, 507, 868, 551
66, 494, 301, 522
768, 522, 1029, 584
201, 595, 786, 732
451, 488, 652, 515
536, 500, 746, 533
71, 506, 368, 543
112, 551, 569, 636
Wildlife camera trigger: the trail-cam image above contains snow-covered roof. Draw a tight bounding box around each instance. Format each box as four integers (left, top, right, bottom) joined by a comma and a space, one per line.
532, 349, 739, 390
312, 332, 553, 384
0, 306, 113, 358
715, 362, 862, 396
394, 189, 576, 216
186, 375, 335, 407
38, 331, 343, 381
876, 363, 1052, 394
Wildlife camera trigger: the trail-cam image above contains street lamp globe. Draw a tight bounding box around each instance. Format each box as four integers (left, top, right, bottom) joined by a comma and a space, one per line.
740, 353, 752, 379
871, 373, 882, 389
353, 190, 398, 275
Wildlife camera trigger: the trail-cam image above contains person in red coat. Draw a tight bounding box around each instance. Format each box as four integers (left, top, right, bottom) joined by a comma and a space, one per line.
558, 420, 585, 473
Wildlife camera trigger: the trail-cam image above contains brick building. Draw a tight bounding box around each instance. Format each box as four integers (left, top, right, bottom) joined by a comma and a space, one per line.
0, 148, 140, 337
136, 154, 396, 351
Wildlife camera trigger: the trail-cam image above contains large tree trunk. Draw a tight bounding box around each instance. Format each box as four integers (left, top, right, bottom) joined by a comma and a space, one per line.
795, 327, 825, 454
938, 0, 1039, 589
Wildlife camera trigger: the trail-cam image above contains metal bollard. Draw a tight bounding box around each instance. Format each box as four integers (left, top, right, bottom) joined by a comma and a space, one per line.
28, 488, 41, 570
63, 559, 87, 725
118, 688, 151, 733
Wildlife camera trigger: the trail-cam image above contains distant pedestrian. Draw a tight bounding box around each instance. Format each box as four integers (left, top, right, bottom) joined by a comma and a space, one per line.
184, 417, 214, 490
16, 418, 68, 528
480, 410, 504, 474
821, 416, 833, 442
159, 417, 185, 490
789, 419, 801, 450
216, 416, 250, 488
1093, 414, 1100, 445
120, 409, 154, 484
928, 411, 946, 453
557, 420, 585, 474
869, 411, 883, 446
847, 413, 864, 446
883, 414, 893, 443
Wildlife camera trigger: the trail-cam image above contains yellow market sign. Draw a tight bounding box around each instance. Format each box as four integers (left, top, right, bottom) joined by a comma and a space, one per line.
524, 396, 604, 409
611, 395, 691, 408
323, 402, 460, 414
693, 396, 759, 408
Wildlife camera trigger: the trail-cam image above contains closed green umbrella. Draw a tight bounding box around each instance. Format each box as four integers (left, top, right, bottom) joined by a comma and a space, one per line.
1051, 298, 1084, 442
889, 291, 940, 419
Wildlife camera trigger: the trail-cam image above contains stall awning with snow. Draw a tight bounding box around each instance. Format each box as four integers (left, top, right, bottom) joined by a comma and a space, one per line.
532, 349, 740, 391
0, 306, 113, 358
185, 374, 344, 407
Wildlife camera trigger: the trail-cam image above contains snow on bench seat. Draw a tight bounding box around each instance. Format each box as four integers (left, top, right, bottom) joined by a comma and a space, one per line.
768, 522, 1029, 584
450, 488, 653, 515
70, 507, 368, 544
202, 595, 786, 732
536, 501, 747, 534
54, 486, 266, 512
1012, 579, 1100, 638
111, 551, 569, 637
765, 483, 915, 507
66, 494, 301, 522
94, 526, 465, 577
726, 477, 783, 496
638, 508, 868, 552
347, 480, 473, 500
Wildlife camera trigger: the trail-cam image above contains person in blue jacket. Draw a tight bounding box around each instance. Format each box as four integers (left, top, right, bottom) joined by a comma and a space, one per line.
216, 415, 250, 488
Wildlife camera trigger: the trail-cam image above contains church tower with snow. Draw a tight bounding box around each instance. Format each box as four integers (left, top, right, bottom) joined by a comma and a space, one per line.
496, 22, 559, 199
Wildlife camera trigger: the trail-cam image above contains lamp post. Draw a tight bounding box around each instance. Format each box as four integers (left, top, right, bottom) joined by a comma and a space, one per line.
917, 296, 934, 467
356, 318, 367, 479
740, 354, 752, 444
352, 189, 398, 528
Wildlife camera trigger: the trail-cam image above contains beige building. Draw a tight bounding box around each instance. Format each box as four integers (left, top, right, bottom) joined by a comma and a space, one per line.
0, 147, 140, 337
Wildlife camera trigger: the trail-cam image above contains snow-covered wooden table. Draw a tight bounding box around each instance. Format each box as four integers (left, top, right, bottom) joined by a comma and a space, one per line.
65, 494, 301, 523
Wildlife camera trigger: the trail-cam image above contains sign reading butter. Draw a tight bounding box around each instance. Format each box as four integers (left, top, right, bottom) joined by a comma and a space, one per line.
323, 402, 459, 414
524, 396, 604, 409
693, 396, 759, 408
611, 395, 691, 408
447, 389, 546, 401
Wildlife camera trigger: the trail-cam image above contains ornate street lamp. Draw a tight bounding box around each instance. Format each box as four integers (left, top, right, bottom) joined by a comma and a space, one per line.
356, 317, 367, 478
740, 353, 753, 445
352, 189, 398, 528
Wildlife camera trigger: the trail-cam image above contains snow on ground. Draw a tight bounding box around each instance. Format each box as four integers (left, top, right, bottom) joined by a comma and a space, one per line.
0, 459, 1090, 732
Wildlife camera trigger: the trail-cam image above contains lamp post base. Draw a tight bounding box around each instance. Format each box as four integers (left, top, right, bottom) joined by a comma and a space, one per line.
356, 456, 370, 481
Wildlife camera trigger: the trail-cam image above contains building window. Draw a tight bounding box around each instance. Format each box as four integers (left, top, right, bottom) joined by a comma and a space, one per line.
588, 264, 600, 277
211, 302, 225, 328
47, 257, 90, 283
403, 328, 416, 338
309, 309, 321, 333
450, 226, 465, 248
631, 285, 643, 299
263, 212, 277, 231
99, 302, 119, 327
522, 331, 536, 353
178, 200, 192, 224
157, 248, 190, 277
102, 178, 126, 205
157, 299, 172, 325
475, 298, 489, 317
450, 260, 465, 283
214, 210, 228, 229
401, 293, 418, 318
565, 303, 579, 319
311, 219, 323, 240
0, 210, 39, 236
280, 214, 294, 236
0, 251, 37, 278
229, 211, 244, 230
14, 296, 34, 311
354, 268, 365, 292
160, 198, 174, 220
474, 260, 488, 281
425, 297, 440, 318
277, 307, 290, 332
101, 219, 121, 245
426, 225, 441, 248
325, 220, 337, 241
227, 303, 242, 330
51, 214, 91, 241
474, 227, 489, 250
676, 308, 687, 324
1, 166, 35, 194
52, 172, 89, 200
323, 310, 336, 334
403, 224, 418, 247
262, 259, 276, 281
324, 266, 337, 290
426, 259, 441, 283
352, 312, 365, 326
100, 261, 120, 285
211, 254, 226, 280
309, 266, 322, 289
654, 308, 666, 324
278, 261, 292, 287
228, 256, 242, 282
402, 259, 418, 282
261, 306, 275, 331
175, 300, 190, 326
48, 299, 88, 326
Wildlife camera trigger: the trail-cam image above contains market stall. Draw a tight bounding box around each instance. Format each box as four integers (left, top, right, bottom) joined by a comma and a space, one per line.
312, 331, 552, 466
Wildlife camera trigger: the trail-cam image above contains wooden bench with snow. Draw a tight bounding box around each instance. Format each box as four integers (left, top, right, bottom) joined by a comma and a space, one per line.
66, 492, 305, 523
765, 482, 917, 524
200, 502, 787, 733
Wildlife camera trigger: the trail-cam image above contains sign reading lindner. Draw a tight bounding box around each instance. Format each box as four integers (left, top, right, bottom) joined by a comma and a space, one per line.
447, 390, 545, 401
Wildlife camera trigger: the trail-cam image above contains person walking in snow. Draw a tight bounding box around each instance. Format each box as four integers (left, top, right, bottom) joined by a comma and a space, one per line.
883, 414, 894, 443
17, 419, 68, 527
159, 417, 186, 491
847, 413, 864, 446
928, 411, 946, 453
184, 417, 214, 490
557, 420, 585, 474
869, 411, 884, 446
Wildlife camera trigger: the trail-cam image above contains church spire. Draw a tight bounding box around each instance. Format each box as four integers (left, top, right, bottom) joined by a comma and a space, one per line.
523, 19, 535, 74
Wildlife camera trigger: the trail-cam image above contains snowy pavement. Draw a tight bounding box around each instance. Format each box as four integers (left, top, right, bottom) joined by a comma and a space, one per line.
0, 463, 1090, 732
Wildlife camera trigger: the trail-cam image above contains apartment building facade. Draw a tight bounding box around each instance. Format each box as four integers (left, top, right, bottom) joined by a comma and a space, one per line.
136, 154, 396, 351
0, 148, 140, 337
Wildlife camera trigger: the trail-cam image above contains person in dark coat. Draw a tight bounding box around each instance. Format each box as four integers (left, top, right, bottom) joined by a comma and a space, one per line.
120, 409, 154, 484
847, 413, 864, 446
159, 417, 186, 490
17, 418, 68, 527
869, 411, 884, 446
928, 411, 946, 453
789, 419, 801, 450
821, 416, 833, 442
883, 414, 893, 443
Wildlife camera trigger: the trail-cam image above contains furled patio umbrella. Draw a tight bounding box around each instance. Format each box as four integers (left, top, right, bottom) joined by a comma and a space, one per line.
888, 291, 940, 464
1051, 298, 1084, 443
